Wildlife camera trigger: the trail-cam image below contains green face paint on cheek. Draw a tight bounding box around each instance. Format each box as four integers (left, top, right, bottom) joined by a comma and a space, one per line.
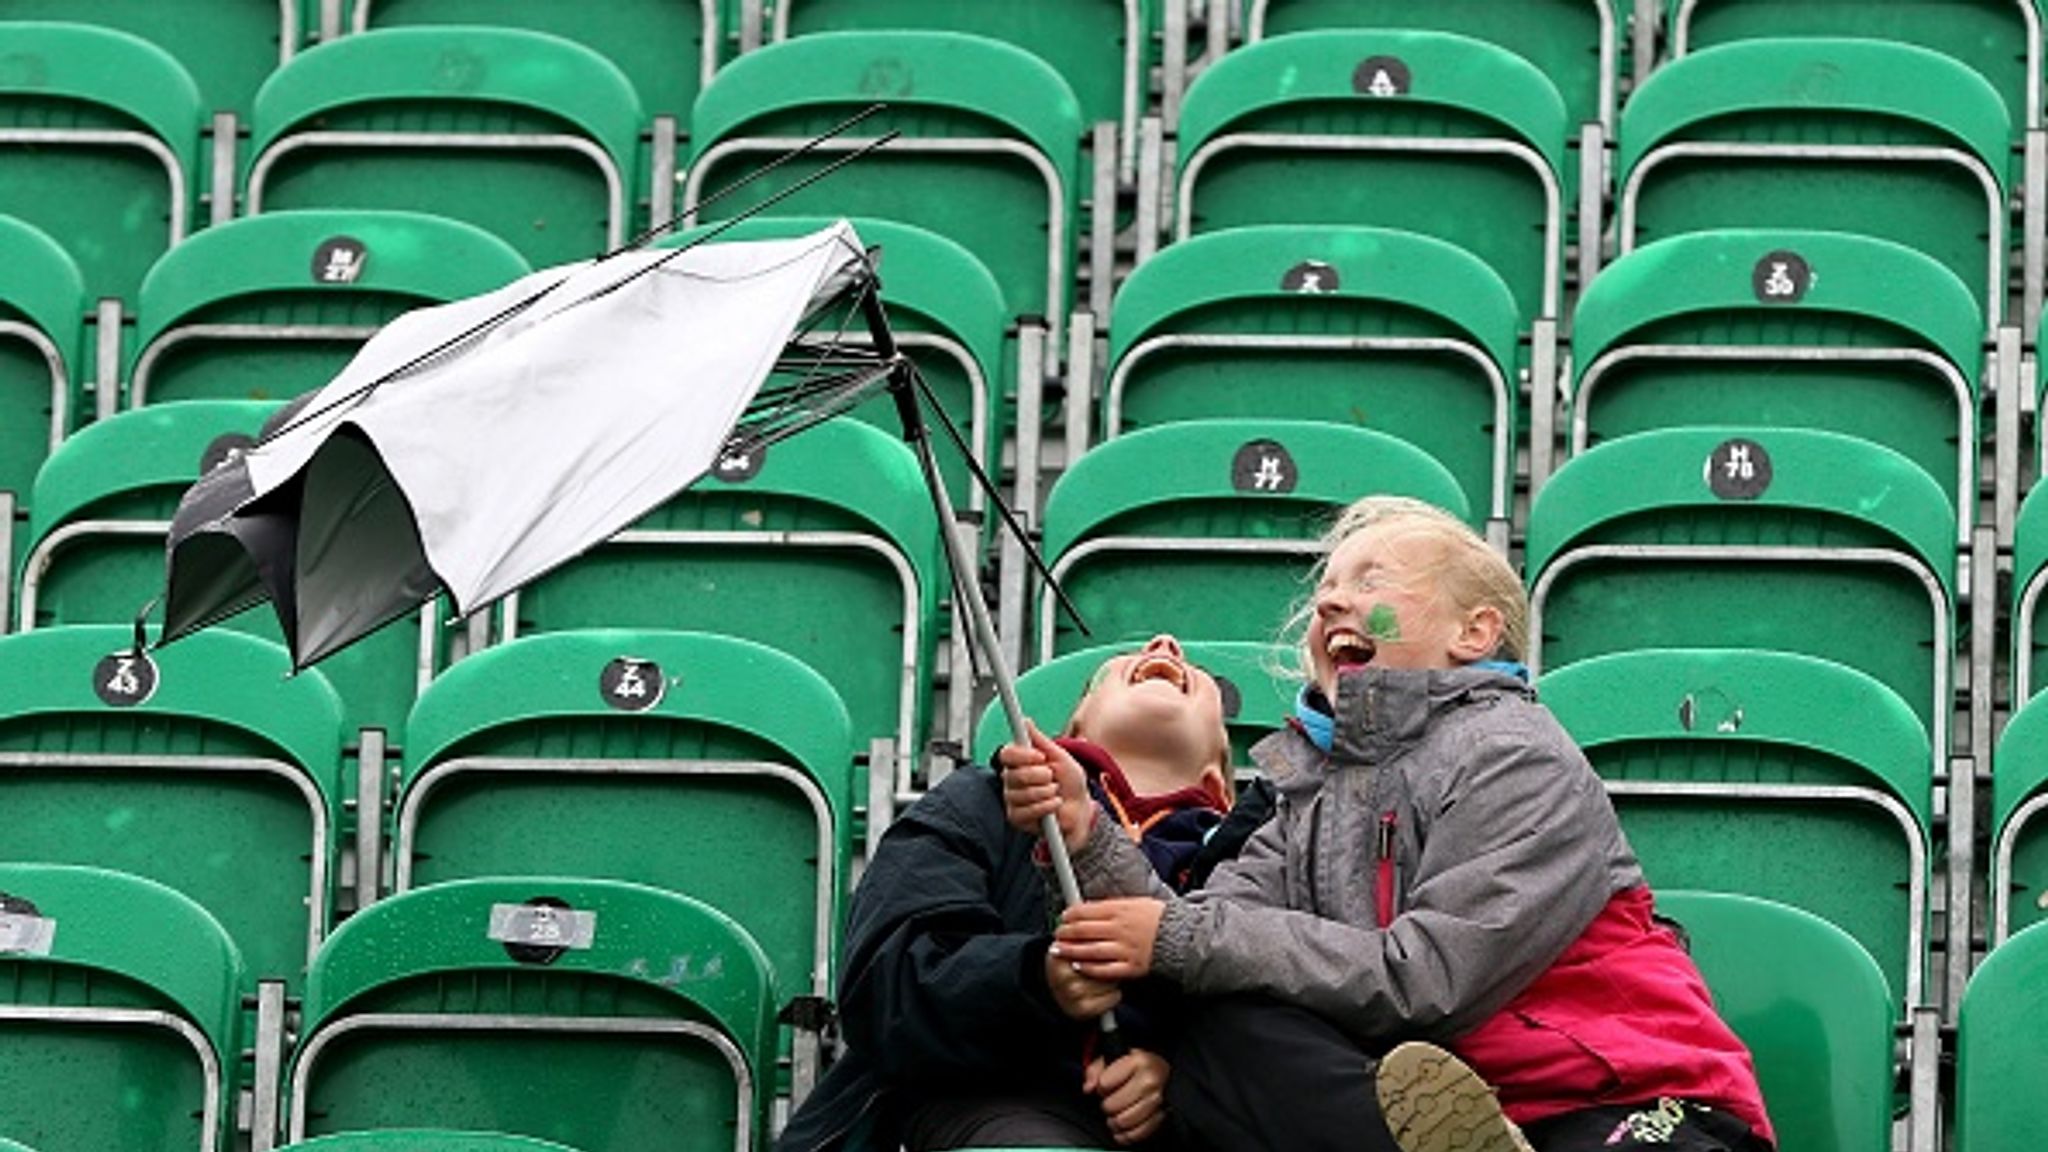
1366, 603, 1402, 642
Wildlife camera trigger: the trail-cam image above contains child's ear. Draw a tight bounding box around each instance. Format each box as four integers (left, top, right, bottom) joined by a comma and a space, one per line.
1452, 604, 1506, 661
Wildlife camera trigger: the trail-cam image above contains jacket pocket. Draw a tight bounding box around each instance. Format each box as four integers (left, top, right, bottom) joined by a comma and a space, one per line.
1470, 1009, 1624, 1104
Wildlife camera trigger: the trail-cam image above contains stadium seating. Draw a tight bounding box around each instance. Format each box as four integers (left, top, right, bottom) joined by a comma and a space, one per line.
0, 625, 344, 989
1656, 890, 1896, 1152
128, 210, 532, 409
245, 27, 648, 268
1171, 30, 1569, 331
0, 862, 246, 1152
1102, 225, 1519, 542
772, 0, 1152, 179
684, 31, 1085, 342
1526, 427, 1957, 755
1243, 0, 1619, 136
1037, 419, 1467, 662
1664, 0, 2039, 133
1616, 38, 2013, 329
1989, 690, 2048, 943
284, 877, 775, 1151
498, 416, 942, 810
0, 0, 314, 121
1955, 918, 2048, 1151
971, 639, 1296, 770
15, 401, 429, 736
0, 215, 86, 572
390, 628, 854, 1088
2013, 482, 2048, 702
659, 215, 1010, 522
1567, 229, 1983, 548
281, 1134, 588, 1152
1542, 648, 1933, 1015
350, 0, 729, 122
0, 22, 208, 304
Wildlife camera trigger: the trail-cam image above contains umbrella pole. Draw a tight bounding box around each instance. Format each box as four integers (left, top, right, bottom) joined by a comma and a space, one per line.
864, 290, 1127, 1053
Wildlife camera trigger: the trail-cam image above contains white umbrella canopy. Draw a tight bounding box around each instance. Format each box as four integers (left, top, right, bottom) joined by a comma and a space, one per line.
161, 220, 876, 668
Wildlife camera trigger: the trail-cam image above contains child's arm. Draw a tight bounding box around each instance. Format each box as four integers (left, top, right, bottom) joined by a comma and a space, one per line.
1072, 729, 1622, 1042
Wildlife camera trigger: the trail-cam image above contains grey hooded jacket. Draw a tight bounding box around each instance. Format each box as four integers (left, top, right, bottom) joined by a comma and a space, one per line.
1064, 663, 1644, 1044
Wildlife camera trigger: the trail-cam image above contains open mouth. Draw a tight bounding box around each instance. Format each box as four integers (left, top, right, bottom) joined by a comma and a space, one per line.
1128, 654, 1190, 693
1326, 631, 1376, 670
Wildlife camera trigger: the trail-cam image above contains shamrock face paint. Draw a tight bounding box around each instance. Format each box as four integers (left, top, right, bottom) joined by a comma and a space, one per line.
1365, 602, 1403, 643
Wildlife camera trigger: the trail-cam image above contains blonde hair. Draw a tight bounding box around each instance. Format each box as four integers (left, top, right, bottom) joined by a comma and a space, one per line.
1280, 496, 1527, 680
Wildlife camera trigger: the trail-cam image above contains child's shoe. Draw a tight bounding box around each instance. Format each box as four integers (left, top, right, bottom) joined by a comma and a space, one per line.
1374, 1041, 1537, 1152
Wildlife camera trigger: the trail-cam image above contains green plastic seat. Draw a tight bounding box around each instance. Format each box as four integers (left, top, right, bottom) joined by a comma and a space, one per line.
351, 0, 728, 121
393, 629, 854, 1066
1246, 0, 1620, 134
0, 863, 247, 1152
0, 215, 86, 567
1106, 225, 1521, 532
2009, 482, 2048, 703
0, 1, 314, 119
1987, 691, 2048, 943
1956, 918, 2048, 1151
0, 625, 344, 989
0, 22, 206, 304
1038, 419, 1469, 662
129, 210, 533, 409
1526, 426, 1957, 754
17, 401, 429, 737
1655, 891, 1894, 1152
686, 30, 1085, 336
971, 639, 1296, 772
246, 26, 647, 269
286, 877, 775, 1151
1541, 648, 1933, 1015
774, 0, 1156, 177
282, 1133, 587, 1152
1173, 29, 1569, 325
1569, 229, 1983, 549
500, 417, 943, 807
1667, 0, 2039, 133
659, 215, 1009, 524
1617, 37, 2014, 329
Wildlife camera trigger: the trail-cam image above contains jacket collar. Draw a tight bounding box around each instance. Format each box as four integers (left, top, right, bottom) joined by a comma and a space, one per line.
1254, 665, 1535, 785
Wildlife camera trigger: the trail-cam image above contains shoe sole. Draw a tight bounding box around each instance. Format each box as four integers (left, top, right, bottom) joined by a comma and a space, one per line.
1375, 1041, 1536, 1152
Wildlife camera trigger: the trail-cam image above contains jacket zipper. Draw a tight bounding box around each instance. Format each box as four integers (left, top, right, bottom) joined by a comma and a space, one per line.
1375, 810, 1397, 929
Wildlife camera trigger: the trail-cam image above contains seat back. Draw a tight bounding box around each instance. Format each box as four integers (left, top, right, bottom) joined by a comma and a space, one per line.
501, 417, 942, 782
0, 0, 311, 118
18, 401, 425, 735
1542, 648, 1932, 1012
247, 27, 646, 268
1247, 0, 1619, 133
351, 0, 722, 121
686, 30, 1084, 332
1668, 0, 2039, 132
0, 626, 344, 989
1570, 228, 1983, 548
1039, 419, 1468, 662
1106, 225, 1519, 530
0, 215, 85, 565
395, 629, 855, 1020
130, 210, 532, 409
1989, 690, 2048, 942
1174, 29, 1569, 323
0, 22, 205, 302
971, 640, 1297, 770
0, 862, 246, 1152
1617, 38, 2012, 327
1655, 890, 1895, 1152
2007, 480, 2048, 702
288, 878, 775, 1151
1526, 426, 1956, 752
1956, 919, 2048, 1151
774, 0, 1154, 166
